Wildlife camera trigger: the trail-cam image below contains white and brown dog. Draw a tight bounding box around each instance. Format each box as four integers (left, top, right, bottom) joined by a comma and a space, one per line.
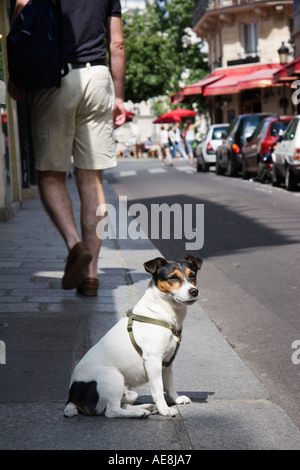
64, 255, 202, 419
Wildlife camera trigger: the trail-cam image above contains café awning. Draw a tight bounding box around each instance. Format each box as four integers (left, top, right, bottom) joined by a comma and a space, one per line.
174, 63, 283, 99
273, 56, 300, 83
182, 72, 224, 96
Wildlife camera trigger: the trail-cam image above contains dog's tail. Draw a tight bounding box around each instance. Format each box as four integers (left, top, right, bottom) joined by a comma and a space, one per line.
64, 402, 78, 418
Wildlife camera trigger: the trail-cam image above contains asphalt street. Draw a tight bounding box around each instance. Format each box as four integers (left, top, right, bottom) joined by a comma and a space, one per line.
105, 157, 300, 431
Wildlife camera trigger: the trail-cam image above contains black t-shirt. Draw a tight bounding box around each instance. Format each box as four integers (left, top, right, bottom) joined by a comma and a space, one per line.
60, 0, 122, 63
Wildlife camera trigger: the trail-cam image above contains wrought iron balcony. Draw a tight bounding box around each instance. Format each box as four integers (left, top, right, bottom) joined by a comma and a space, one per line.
193, 0, 284, 27
208, 0, 256, 8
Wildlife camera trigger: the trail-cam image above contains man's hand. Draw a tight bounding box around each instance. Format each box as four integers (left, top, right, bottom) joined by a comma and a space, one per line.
114, 97, 126, 128
7, 80, 26, 101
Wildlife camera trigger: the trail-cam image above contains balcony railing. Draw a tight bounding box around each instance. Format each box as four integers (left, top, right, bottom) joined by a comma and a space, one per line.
193, 0, 267, 27
208, 0, 257, 8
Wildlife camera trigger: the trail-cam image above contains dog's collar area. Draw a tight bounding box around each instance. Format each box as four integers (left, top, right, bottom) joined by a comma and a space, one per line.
126, 309, 182, 367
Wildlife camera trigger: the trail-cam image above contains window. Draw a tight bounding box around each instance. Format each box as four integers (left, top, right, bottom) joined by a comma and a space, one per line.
241, 23, 258, 58
270, 121, 290, 137
283, 118, 299, 141
227, 117, 238, 138
242, 115, 261, 139
251, 119, 269, 140
212, 126, 228, 140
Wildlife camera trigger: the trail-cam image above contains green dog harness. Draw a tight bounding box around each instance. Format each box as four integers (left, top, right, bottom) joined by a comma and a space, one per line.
126, 309, 182, 367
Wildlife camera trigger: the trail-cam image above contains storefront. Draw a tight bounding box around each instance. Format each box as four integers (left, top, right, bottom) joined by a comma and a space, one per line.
0, 0, 23, 220
171, 63, 294, 124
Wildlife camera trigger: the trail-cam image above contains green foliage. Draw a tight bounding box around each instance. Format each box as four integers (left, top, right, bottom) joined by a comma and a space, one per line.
123, 7, 174, 103
123, 0, 207, 104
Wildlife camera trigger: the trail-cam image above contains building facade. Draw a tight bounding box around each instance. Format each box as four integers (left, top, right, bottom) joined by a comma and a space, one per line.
293, 0, 300, 54
174, 0, 295, 124
194, 0, 293, 70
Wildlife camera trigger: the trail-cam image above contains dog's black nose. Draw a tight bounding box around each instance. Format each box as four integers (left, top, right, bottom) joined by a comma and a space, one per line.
189, 288, 198, 297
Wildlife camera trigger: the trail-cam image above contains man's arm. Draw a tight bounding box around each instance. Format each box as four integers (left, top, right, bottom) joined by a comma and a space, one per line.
12, 0, 29, 24
107, 16, 126, 128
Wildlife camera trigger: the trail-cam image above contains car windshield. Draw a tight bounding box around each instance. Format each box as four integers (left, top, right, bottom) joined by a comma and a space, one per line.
212, 126, 228, 139
250, 119, 269, 140
270, 120, 289, 137
227, 117, 238, 138
242, 116, 260, 138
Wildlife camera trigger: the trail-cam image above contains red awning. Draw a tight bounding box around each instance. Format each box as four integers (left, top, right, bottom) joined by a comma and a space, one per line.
170, 92, 185, 105
160, 108, 197, 119
203, 73, 246, 96
204, 64, 282, 96
285, 57, 300, 76
273, 57, 300, 83
173, 64, 283, 99
238, 65, 282, 91
182, 72, 224, 96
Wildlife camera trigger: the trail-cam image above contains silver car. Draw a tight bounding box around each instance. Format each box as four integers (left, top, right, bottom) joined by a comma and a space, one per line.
272, 116, 300, 191
196, 123, 229, 172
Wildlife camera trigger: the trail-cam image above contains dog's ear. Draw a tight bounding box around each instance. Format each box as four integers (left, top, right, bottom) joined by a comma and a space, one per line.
144, 257, 165, 275
185, 254, 203, 271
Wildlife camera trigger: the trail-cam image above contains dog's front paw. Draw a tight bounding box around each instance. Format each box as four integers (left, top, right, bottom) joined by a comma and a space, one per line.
176, 395, 191, 405
146, 404, 158, 414
159, 406, 179, 417
138, 409, 151, 418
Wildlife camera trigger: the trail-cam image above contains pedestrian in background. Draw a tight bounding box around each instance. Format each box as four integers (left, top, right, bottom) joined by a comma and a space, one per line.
144, 136, 161, 158
159, 126, 173, 167
8, 0, 126, 296
182, 119, 201, 165
125, 134, 137, 158
168, 125, 176, 159
173, 122, 188, 159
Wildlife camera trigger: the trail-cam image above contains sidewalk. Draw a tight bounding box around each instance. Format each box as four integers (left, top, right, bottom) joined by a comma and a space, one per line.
1, 176, 300, 451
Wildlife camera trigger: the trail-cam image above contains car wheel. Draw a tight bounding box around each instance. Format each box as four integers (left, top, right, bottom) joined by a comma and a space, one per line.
197, 155, 203, 172
202, 157, 209, 173
228, 157, 237, 177
272, 165, 282, 187
216, 159, 225, 175
285, 167, 298, 191
241, 159, 250, 180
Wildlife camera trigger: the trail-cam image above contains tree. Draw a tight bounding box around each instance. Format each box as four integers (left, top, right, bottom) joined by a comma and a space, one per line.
123, 7, 174, 103
123, 0, 207, 104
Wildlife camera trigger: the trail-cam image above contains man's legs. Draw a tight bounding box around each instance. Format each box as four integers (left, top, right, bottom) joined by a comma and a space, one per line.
37, 170, 81, 251
75, 168, 106, 279
37, 168, 105, 290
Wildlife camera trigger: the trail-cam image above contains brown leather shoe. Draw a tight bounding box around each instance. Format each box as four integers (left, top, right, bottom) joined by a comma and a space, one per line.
62, 242, 92, 290
77, 277, 99, 296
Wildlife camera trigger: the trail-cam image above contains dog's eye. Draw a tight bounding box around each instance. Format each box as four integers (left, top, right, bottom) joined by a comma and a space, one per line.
189, 273, 196, 280
168, 275, 180, 282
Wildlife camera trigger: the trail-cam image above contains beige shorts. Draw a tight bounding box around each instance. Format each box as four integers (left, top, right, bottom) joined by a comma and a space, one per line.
28, 64, 117, 171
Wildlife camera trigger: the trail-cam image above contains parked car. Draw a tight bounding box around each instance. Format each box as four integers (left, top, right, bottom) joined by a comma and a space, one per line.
241, 115, 293, 179
215, 113, 271, 177
272, 116, 300, 191
196, 123, 229, 172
